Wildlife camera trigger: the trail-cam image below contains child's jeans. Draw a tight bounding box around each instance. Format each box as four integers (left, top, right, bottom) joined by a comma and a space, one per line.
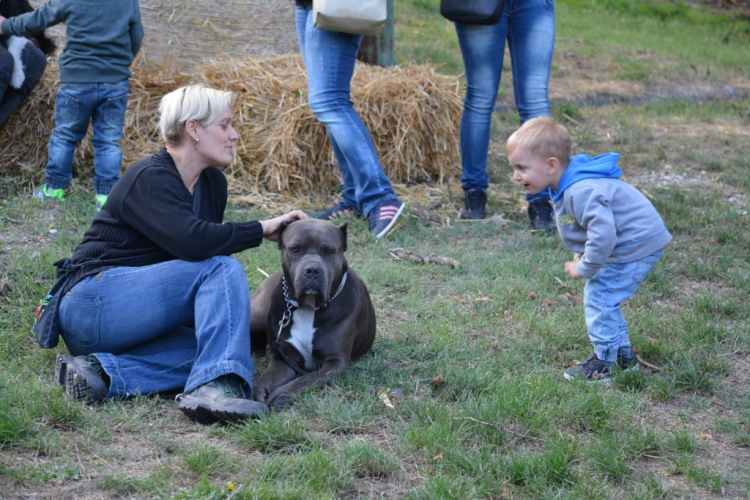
583, 250, 663, 363
45, 80, 129, 195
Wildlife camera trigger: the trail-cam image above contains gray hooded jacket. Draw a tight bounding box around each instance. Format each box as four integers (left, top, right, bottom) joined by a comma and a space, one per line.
552, 153, 672, 279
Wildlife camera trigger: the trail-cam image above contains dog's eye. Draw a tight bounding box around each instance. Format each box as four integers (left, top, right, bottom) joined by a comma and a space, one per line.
290, 246, 301, 253
324, 247, 334, 254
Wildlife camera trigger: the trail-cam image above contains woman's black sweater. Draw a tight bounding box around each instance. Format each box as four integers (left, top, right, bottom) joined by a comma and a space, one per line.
67, 148, 263, 287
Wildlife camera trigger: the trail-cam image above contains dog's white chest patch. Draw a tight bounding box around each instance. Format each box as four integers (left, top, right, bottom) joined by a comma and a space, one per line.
288, 309, 317, 371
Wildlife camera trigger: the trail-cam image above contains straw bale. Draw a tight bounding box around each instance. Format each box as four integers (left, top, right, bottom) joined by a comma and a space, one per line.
1, 54, 463, 196
135, 0, 298, 68
196, 55, 464, 195
0, 58, 58, 184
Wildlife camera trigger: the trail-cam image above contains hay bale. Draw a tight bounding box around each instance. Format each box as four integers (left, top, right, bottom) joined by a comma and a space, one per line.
197, 55, 463, 195
1, 54, 463, 196
0, 58, 58, 184
136, 0, 298, 70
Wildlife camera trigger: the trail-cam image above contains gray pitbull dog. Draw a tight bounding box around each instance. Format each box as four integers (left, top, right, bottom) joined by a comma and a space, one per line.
250, 218, 376, 410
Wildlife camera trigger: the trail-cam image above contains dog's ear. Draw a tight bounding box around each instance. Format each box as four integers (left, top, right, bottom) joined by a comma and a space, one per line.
339, 221, 348, 252
277, 221, 290, 249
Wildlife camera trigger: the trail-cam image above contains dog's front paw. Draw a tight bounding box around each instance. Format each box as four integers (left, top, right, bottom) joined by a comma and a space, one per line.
252, 384, 271, 403
267, 390, 295, 411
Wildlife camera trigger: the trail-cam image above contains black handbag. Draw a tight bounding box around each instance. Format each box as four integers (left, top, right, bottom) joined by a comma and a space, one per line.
440, 0, 506, 25
33, 258, 78, 348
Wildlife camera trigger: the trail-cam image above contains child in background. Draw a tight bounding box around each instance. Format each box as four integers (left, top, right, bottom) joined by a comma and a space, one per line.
506, 116, 672, 382
0, 0, 143, 210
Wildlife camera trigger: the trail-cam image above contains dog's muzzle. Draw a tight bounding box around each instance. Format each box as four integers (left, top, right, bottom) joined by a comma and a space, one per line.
294, 262, 331, 309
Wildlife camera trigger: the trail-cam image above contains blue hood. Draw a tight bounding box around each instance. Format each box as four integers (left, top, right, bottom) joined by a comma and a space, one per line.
552, 153, 622, 203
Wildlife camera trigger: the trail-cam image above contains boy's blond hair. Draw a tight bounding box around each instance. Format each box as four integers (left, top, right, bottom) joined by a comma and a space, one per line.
506, 116, 571, 167
158, 85, 236, 146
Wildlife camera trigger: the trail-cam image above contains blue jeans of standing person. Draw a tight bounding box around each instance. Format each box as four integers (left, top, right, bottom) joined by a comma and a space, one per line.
58, 257, 255, 399
455, 0, 555, 202
295, 6, 398, 217
584, 250, 663, 364
45, 80, 129, 196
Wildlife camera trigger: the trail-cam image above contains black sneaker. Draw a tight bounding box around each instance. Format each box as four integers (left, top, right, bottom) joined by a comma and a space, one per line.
618, 349, 640, 373
564, 353, 614, 383
177, 375, 268, 424
460, 188, 487, 220
55, 354, 108, 403
528, 199, 554, 232
310, 201, 362, 221
367, 199, 405, 239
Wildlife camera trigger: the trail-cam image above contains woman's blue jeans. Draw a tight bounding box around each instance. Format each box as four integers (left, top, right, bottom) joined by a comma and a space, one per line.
46, 80, 129, 195
58, 257, 255, 399
583, 250, 663, 363
455, 0, 555, 197
295, 6, 397, 216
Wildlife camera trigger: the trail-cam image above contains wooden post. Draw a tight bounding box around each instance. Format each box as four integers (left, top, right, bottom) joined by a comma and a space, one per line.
357, 0, 395, 67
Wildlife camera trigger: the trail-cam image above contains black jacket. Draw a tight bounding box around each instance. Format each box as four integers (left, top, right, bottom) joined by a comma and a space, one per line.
67, 148, 263, 290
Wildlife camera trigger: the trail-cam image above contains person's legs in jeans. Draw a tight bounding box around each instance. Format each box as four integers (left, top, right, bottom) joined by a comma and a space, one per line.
91, 80, 129, 197
583, 250, 663, 365
45, 84, 96, 191
59, 257, 256, 399
455, 16, 508, 197
507, 0, 557, 227
508, 0, 555, 122
295, 7, 399, 217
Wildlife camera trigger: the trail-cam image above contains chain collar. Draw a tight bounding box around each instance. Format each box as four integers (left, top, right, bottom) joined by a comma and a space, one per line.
276, 272, 348, 342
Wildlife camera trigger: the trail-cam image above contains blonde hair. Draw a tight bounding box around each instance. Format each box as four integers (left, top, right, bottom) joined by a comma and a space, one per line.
506, 116, 571, 167
158, 85, 236, 146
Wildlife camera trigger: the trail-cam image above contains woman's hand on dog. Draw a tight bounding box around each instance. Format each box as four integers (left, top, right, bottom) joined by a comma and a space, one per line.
260, 210, 308, 241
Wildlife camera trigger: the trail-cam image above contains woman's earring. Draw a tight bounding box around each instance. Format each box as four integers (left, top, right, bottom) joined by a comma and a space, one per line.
192, 136, 199, 145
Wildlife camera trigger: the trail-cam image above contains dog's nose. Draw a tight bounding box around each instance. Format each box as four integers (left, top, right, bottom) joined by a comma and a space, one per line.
304, 266, 322, 277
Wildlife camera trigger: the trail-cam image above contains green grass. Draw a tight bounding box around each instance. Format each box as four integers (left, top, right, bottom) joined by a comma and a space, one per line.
2, 0, 750, 497
395, 0, 750, 80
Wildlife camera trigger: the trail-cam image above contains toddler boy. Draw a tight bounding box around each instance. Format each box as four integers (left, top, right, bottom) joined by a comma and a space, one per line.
1, 0, 143, 210
506, 116, 672, 382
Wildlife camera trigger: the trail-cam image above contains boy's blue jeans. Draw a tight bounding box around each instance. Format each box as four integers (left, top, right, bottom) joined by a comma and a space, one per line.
45, 80, 129, 196
58, 257, 256, 399
295, 6, 398, 216
455, 0, 555, 195
584, 250, 663, 363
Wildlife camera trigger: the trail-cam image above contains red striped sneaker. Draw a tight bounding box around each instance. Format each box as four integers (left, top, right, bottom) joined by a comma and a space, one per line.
367, 199, 405, 239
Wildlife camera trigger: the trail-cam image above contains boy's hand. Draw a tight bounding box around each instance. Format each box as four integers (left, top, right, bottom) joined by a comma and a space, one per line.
565, 256, 582, 280
0, 16, 6, 34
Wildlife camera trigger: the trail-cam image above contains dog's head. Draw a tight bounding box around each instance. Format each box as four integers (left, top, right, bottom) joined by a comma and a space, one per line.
278, 219, 348, 310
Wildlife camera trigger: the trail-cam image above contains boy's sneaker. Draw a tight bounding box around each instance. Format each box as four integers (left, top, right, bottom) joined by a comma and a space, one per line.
528, 199, 554, 232
367, 199, 405, 239
55, 354, 108, 403
95, 194, 108, 211
460, 188, 487, 220
618, 349, 640, 373
564, 353, 614, 383
33, 184, 64, 202
310, 201, 362, 221
177, 375, 268, 424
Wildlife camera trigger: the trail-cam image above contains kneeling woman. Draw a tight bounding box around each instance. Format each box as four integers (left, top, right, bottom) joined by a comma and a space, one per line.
55, 85, 306, 424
